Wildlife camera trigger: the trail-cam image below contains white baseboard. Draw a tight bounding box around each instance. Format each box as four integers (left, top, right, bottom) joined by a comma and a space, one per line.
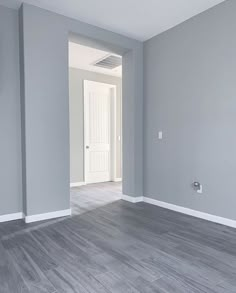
143, 197, 236, 229
121, 194, 143, 203
2, 197, 234, 229
121, 194, 236, 228
25, 209, 71, 224
70, 182, 86, 188
114, 178, 122, 182
0, 212, 23, 223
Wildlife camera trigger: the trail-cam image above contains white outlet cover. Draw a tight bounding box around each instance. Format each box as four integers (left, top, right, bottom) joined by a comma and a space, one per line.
158, 131, 163, 140
197, 185, 203, 194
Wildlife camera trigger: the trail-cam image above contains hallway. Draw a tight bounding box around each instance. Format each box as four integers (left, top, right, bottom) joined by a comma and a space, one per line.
70, 182, 122, 215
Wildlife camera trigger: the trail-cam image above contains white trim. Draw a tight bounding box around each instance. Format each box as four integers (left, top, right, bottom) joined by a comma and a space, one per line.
83, 80, 88, 184
70, 182, 86, 188
114, 178, 122, 182
121, 195, 236, 228
111, 86, 117, 182
25, 209, 71, 224
143, 197, 236, 229
121, 194, 143, 203
0, 212, 23, 223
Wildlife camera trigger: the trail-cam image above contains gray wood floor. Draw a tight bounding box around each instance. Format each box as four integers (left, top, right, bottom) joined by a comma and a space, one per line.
1, 182, 236, 292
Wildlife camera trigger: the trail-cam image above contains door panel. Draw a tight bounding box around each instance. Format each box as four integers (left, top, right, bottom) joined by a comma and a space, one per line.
84, 81, 114, 184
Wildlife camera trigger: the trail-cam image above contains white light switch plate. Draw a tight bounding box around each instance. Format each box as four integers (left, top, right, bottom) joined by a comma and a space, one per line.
158, 131, 163, 140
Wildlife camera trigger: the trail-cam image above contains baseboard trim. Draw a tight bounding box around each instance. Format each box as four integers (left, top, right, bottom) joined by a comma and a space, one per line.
70, 182, 86, 188
121, 194, 143, 203
114, 178, 122, 182
25, 209, 71, 224
121, 194, 236, 228
0, 212, 24, 223
143, 197, 236, 229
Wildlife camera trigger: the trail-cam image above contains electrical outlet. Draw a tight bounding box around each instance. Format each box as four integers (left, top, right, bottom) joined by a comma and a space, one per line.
197, 185, 203, 194
193, 182, 203, 194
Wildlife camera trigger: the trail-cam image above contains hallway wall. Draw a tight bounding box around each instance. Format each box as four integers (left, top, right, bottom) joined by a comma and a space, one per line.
0, 5, 22, 216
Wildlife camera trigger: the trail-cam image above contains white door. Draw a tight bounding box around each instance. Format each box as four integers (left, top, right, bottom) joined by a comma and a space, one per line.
84, 80, 116, 184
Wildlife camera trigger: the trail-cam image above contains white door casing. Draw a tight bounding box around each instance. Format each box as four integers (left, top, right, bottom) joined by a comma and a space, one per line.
84, 80, 116, 184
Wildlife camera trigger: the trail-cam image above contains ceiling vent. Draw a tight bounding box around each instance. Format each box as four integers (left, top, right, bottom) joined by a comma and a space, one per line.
93, 55, 122, 70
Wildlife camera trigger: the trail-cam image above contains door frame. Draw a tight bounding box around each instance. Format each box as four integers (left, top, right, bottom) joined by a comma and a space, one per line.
83, 80, 117, 184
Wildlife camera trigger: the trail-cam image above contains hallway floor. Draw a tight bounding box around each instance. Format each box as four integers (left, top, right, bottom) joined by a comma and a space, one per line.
70, 182, 122, 215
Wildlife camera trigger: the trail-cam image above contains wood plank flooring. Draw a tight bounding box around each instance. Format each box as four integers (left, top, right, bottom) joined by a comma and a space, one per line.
1, 182, 236, 292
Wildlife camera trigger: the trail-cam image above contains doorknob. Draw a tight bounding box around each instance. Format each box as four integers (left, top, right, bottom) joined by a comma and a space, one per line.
86, 146, 90, 149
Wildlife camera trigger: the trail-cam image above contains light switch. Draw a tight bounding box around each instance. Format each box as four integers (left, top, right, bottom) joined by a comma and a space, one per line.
158, 131, 163, 140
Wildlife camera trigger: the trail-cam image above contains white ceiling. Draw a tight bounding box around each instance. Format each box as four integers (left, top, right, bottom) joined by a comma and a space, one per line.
0, 0, 225, 41
69, 42, 122, 77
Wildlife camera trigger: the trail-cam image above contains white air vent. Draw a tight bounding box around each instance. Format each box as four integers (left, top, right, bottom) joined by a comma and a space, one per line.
93, 55, 122, 70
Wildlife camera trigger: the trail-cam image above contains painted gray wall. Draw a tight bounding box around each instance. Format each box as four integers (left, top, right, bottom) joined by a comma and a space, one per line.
144, 0, 236, 221
0, 5, 22, 216
0, 0, 235, 222
19, 5, 27, 215
20, 5, 70, 215
20, 3, 143, 216
69, 68, 122, 184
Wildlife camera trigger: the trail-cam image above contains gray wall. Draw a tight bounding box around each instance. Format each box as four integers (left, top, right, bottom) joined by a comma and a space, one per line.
4, 0, 234, 221
144, 0, 236, 221
20, 4, 70, 215
69, 68, 122, 184
19, 3, 143, 216
0, 6, 22, 216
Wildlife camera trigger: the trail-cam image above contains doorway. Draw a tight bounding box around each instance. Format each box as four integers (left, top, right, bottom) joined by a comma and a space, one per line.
69, 42, 122, 214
